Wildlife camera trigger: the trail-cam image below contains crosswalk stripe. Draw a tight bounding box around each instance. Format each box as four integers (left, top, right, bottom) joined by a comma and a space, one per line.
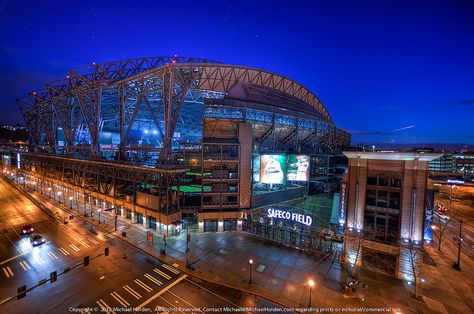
123, 285, 141, 299
134, 279, 153, 292
58, 247, 70, 255
19, 261, 27, 271
79, 240, 90, 248
96, 299, 116, 314
161, 264, 180, 274
88, 237, 99, 244
35, 256, 45, 265
153, 268, 171, 280
69, 244, 80, 252
21, 260, 31, 270
144, 273, 162, 286
3, 267, 13, 278
111, 291, 130, 307
47, 251, 58, 260
106, 233, 114, 239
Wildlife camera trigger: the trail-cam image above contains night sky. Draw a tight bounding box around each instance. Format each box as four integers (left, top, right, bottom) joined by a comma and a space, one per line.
0, 0, 472, 144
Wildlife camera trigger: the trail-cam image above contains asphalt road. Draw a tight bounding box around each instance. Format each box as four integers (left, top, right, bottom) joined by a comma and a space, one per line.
0, 177, 282, 314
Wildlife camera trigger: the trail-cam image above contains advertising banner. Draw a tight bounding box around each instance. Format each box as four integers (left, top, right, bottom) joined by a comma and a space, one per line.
260, 155, 286, 184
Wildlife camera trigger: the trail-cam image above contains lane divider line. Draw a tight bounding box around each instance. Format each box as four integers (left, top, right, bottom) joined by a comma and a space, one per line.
123, 285, 141, 299
134, 279, 152, 292
19, 261, 27, 271
144, 273, 163, 286
111, 291, 130, 307
153, 268, 171, 280
161, 264, 180, 274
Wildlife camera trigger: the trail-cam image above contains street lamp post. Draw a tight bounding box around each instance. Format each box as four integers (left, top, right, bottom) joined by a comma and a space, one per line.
452, 219, 466, 271
308, 279, 315, 307
47, 187, 52, 198
98, 209, 101, 224
248, 259, 253, 284
69, 196, 73, 209
57, 191, 62, 203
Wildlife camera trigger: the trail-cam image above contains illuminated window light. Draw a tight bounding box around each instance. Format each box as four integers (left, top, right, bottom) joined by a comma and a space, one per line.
144, 129, 149, 134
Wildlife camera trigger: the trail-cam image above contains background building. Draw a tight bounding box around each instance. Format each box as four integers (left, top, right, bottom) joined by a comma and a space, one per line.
342, 152, 441, 278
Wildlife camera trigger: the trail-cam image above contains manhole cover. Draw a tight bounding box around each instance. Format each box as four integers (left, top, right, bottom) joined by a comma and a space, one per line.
219, 249, 229, 255
256, 264, 266, 272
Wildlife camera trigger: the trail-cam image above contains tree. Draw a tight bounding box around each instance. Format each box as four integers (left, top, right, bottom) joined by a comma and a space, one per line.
405, 243, 425, 300
432, 212, 456, 252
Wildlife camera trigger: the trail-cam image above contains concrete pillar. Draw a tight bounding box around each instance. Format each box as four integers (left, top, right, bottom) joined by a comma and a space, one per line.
143, 216, 147, 228
218, 220, 224, 232
237, 220, 243, 231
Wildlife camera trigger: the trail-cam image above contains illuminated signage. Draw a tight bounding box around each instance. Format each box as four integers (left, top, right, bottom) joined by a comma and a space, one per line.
267, 208, 312, 226
447, 179, 464, 184
339, 183, 346, 225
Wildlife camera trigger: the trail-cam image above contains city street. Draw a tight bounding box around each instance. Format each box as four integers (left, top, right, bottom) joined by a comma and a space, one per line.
0, 176, 280, 314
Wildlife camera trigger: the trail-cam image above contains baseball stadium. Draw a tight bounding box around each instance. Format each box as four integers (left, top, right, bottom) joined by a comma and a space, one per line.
9, 56, 350, 251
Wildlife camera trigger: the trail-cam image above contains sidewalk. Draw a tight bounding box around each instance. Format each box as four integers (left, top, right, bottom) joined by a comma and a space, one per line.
6, 176, 474, 313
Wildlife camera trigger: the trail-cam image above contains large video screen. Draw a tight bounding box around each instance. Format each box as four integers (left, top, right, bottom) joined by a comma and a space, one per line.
287, 155, 309, 181
260, 155, 286, 184
253, 155, 261, 183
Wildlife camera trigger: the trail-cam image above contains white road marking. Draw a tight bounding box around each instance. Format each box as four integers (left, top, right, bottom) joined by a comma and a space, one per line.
105, 233, 114, 239
96, 299, 116, 314
144, 273, 162, 286
2, 266, 14, 278
19, 260, 31, 270
69, 244, 80, 252
136, 275, 187, 310
47, 251, 58, 260
110, 291, 130, 307
161, 264, 180, 274
153, 268, 171, 280
79, 240, 90, 248
35, 256, 45, 265
134, 279, 153, 292
88, 237, 99, 244
58, 247, 70, 255
123, 285, 142, 299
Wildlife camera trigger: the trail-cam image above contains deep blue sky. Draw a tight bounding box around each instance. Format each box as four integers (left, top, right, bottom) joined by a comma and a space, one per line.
0, 0, 473, 144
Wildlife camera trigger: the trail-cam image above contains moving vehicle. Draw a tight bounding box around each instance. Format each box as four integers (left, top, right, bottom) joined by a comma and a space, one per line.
30, 234, 46, 246
21, 224, 34, 235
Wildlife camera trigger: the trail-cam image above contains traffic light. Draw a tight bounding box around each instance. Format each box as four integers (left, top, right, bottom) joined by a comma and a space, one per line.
17, 285, 26, 299
50, 271, 57, 283
104, 247, 109, 256
84, 256, 89, 266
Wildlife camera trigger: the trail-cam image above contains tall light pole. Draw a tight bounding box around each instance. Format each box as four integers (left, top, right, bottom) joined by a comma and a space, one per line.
452, 219, 472, 271
98, 209, 101, 224
248, 259, 254, 284
47, 187, 52, 199
308, 279, 315, 307
69, 196, 73, 209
